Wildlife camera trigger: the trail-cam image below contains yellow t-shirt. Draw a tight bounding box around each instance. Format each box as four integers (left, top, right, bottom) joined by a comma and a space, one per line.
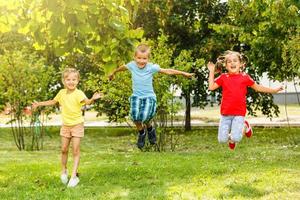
54, 89, 87, 126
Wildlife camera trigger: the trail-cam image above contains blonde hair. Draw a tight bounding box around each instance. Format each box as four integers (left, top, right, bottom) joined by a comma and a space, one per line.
135, 44, 151, 57
62, 68, 80, 81
215, 50, 247, 71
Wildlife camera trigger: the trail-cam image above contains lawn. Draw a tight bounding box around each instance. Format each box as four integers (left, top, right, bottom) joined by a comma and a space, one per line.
0, 127, 299, 200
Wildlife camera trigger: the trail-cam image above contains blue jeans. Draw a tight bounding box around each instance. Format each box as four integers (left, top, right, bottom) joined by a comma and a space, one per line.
218, 115, 244, 143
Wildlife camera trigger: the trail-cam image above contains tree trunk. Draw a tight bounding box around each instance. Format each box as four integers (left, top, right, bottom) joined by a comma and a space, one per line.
185, 94, 191, 131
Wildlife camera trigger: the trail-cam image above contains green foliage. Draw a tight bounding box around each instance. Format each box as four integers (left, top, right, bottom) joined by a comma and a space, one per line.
150, 33, 178, 123
173, 50, 208, 130
92, 33, 183, 126
174, 50, 208, 108
20, 0, 141, 74
0, 49, 55, 150
135, 0, 228, 58
282, 30, 300, 79
0, 0, 298, 135
134, 1, 228, 129
245, 66, 281, 118
0, 0, 143, 77
221, 0, 300, 81
95, 72, 132, 123
209, 0, 300, 118
0, 0, 147, 129
135, 0, 300, 120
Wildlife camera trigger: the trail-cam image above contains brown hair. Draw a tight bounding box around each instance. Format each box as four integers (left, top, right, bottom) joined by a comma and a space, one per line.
62, 68, 80, 81
135, 44, 151, 57
216, 50, 248, 71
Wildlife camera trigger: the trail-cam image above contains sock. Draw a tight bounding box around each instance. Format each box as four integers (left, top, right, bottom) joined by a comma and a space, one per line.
138, 129, 145, 135
147, 126, 153, 132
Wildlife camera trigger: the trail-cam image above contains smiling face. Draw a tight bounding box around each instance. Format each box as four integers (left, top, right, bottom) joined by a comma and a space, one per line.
63, 72, 79, 91
225, 53, 242, 74
134, 51, 149, 68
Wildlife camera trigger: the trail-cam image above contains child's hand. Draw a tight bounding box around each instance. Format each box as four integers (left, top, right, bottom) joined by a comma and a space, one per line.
108, 74, 115, 81
275, 86, 284, 93
23, 106, 32, 115
207, 62, 215, 72
32, 102, 39, 110
92, 92, 103, 100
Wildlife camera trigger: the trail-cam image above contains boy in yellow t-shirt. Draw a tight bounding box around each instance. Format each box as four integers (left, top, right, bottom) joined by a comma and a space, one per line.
32, 68, 101, 188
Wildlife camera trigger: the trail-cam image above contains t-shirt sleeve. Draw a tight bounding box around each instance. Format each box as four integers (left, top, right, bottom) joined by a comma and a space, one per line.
245, 74, 255, 86
125, 61, 135, 71
77, 90, 88, 104
214, 74, 224, 86
151, 63, 160, 74
53, 90, 62, 103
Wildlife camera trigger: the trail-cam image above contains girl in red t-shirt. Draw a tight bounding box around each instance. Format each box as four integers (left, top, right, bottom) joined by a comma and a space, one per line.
208, 51, 283, 150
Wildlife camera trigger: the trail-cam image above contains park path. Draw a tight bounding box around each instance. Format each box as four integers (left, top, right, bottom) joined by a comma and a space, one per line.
1, 107, 300, 127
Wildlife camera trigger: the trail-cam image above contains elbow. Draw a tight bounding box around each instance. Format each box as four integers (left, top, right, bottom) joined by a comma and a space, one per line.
208, 86, 215, 91
163, 69, 174, 75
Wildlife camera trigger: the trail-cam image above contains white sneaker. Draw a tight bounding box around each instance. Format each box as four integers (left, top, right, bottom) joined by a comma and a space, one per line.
60, 171, 68, 185
67, 176, 80, 187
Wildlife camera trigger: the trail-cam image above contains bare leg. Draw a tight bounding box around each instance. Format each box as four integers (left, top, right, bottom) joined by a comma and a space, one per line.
61, 137, 71, 174
71, 137, 81, 178
134, 121, 144, 131
145, 121, 152, 129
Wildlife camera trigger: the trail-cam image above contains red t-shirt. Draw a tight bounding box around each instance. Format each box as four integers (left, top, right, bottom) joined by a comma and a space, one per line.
215, 72, 255, 116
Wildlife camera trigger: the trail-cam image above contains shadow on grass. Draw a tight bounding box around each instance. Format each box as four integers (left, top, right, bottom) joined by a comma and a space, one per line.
221, 183, 268, 199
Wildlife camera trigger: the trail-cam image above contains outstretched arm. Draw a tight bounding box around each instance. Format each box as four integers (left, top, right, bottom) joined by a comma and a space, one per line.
159, 68, 194, 78
207, 62, 220, 91
108, 65, 128, 81
32, 100, 57, 110
81, 92, 103, 105
250, 83, 283, 94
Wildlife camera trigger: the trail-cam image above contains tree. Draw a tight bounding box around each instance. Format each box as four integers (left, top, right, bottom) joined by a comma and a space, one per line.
0, 0, 144, 95
15, 0, 142, 73
210, 0, 300, 117
0, 0, 146, 136
174, 50, 207, 130
0, 49, 55, 150
133, 0, 228, 130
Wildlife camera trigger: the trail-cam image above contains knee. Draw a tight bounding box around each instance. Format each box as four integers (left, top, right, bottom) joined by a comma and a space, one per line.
134, 121, 142, 126
231, 133, 243, 142
218, 136, 228, 143
134, 121, 143, 129
73, 148, 80, 156
145, 122, 152, 129
61, 147, 68, 155
218, 131, 229, 143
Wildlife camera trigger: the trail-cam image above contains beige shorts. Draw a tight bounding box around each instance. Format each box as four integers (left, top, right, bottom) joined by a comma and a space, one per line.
60, 123, 84, 138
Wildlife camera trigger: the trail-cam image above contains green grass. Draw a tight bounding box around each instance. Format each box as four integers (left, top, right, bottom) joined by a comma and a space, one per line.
0, 127, 299, 199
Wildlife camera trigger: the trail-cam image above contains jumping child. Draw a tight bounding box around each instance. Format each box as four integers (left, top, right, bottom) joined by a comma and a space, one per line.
109, 44, 194, 149
208, 50, 283, 150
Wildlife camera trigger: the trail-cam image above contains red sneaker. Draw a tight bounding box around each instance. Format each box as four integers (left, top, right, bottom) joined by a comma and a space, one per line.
228, 142, 236, 150
244, 120, 253, 138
